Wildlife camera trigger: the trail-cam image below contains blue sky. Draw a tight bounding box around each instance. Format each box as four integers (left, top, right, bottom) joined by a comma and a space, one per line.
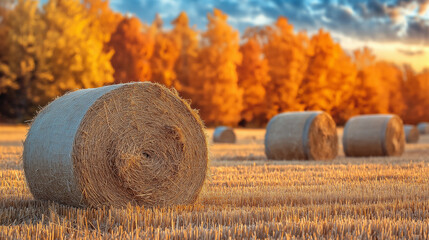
110, 0, 429, 70
108, 0, 428, 43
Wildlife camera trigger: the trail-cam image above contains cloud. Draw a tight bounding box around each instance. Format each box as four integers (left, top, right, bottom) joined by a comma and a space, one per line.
107, 0, 429, 44
397, 48, 425, 55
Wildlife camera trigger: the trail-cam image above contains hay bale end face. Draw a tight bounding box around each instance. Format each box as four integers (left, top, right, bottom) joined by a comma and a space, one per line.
343, 114, 405, 157
23, 82, 208, 208
264, 111, 338, 160
404, 125, 419, 143
213, 126, 236, 143
417, 122, 429, 134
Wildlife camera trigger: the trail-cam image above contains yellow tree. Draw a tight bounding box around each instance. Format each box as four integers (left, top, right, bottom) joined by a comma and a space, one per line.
0, 0, 51, 120
170, 12, 198, 97
402, 66, 429, 123
108, 16, 153, 83
83, 0, 122, 45
263, 17, 309, 119
298, 29, 357, 124
41, 0, 114, 93
0, 0, 16, 95
352, 47, 388, 115
150, 14, 180, 88
327, 52, 358, 124
191, 9, 242, 126
298, 29, 341, 111
237, 36, 270, 125
375, 61, 406, 116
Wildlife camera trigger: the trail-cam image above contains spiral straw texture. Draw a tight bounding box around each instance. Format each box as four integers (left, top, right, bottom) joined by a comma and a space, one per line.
23, 82, 208, 208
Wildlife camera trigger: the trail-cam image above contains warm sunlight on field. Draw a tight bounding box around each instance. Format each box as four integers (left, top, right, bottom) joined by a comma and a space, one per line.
1, 125, 428, 239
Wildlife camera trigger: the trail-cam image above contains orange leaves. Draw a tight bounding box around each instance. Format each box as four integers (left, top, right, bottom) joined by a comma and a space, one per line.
170, 12, 198, 98
237, 37, 270, 125
108, 17, 153, 83
191, 9, 243, 126
402, 67, 429, 124
1, 4, 428, 125
263, 17, 308, 118
150, 17, 180, 89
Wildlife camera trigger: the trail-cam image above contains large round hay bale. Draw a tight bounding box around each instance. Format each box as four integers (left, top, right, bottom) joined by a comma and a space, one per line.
404, 125, 419, 143
23, 82, 208, 208
213, 126, 236, 143
417, 122, 429, 134
264, 111, 338, 160
343, 114, 405, 157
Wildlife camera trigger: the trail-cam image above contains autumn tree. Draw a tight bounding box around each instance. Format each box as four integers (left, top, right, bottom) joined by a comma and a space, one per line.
0, 0, 49, 120
375, 61, 406, 116
108, 16, 153, 83
83, 0, 122, 45
326, 52, 358, 124
237, 36, 270, 125
352, 47, 388, 115
170, 12, 198, 97
263, 17, 309, 119
0, 0, 114, 120
0, 0, 15, 96
402, 66, 429, 123
298, 29, 341, 110
190, 9, 242, 126
149, 14, 180, 88
40, 0, 114, 92
298, 29, 357, 123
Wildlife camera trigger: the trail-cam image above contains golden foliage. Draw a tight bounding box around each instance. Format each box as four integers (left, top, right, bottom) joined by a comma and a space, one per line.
41, 0, 114, 92
0, 2, 428, 125
263, 17, 309, 119
237, 37, 270, 125
171, 12, 199, 98
190, 9, 243, 126
150, 16, 180, 89
403, 67, 429, 124
108, 17, 153, 83
83, 0, 122, 44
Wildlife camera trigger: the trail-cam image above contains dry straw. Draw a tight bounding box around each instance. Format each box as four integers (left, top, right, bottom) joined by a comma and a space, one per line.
403, 125, 419, 143
213, 126, 236, 143
343, 114, 405, 157
417, 122, 429, 134
264, 111, 338, 160
23, 82, 208, 208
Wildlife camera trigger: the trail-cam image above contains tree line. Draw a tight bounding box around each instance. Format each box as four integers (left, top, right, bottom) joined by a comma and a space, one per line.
1, 0, 428, 126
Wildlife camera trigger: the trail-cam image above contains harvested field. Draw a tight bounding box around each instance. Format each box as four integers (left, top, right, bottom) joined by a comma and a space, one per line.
1, 125, 429, 239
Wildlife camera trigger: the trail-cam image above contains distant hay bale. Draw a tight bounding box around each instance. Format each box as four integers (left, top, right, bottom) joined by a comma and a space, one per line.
404, 125, 419, 143
343, 114, 405, 157
264, 111, 338, 160
213, 126, 236, 143
23, 82, 208, 208
417, 122, 429, 134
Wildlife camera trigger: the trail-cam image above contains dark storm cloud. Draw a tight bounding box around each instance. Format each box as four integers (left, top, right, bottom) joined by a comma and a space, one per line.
109, 0, 429, 44
407, 17, 429, 43
311, 0, 429, 44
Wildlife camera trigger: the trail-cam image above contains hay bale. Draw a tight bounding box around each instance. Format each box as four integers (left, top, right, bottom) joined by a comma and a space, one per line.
23, 82, 208, 208
213, 126, 236, 143
417, 122, 429, 134
343, 114, 405, 157
404, 125, 419, 143
264, 111, 338, 160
